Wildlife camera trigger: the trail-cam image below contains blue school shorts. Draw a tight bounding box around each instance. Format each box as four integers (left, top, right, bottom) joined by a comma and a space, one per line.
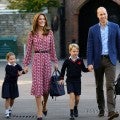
66, 79, 81, 95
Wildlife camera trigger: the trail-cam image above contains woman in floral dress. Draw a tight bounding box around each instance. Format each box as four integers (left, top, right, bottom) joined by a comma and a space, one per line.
23, 13, 58, 120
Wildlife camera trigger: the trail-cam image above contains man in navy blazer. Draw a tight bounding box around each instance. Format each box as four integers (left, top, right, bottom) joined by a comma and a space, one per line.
87, 7, 120, 120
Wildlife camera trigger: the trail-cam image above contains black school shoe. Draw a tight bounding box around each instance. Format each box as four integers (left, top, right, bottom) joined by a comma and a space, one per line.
74, 106, 78, 117
5, 113, 10, 119
98, 110, 104, 117
69, 116, 75, 120
70, 109, 75, 120
9, 110, 12, 116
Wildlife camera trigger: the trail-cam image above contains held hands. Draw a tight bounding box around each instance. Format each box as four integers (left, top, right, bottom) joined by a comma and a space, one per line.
88, 65, 93, 72
18, 71, 23, 76
24, 66, 29, 73
18, 67, 28, 76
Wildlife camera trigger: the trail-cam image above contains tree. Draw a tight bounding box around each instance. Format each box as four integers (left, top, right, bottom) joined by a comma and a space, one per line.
7, 0, 60, 12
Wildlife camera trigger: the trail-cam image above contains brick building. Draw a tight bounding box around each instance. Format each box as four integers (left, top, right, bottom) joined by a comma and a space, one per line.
59, 0, 120, 58
0, 0, 120, 59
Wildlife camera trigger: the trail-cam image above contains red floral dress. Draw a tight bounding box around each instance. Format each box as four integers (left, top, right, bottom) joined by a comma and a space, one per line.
23, 30, 58, 96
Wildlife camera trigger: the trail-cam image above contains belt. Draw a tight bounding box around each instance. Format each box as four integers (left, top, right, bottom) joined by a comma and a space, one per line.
35, 50, 49, 53
101, 55, 109, 58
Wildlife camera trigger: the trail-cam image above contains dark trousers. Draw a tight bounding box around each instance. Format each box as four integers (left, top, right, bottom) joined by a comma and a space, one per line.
94, 56, 116, 112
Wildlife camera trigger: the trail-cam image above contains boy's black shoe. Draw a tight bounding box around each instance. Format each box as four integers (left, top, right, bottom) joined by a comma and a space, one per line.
98, 110, 104, 117
74, 106, 78, 117
69, 116, 75, 120
70, 109, 75, 120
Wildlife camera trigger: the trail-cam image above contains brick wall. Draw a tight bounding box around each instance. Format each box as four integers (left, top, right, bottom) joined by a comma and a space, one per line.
65, 0, 86, 53
0, 13, 60, 59
0, 13, 34, 58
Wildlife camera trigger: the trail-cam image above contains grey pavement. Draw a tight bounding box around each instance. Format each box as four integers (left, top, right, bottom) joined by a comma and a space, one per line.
0, 60, 120, 120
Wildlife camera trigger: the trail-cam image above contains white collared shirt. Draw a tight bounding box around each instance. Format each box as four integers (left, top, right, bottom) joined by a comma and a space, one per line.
69, 56, 79, 61
8, 62, 17, 66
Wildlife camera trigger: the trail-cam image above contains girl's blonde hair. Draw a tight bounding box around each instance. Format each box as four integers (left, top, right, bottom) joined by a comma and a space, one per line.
6, 52, 15, 60
31, 13, 51, 36
69, 43, 79, 52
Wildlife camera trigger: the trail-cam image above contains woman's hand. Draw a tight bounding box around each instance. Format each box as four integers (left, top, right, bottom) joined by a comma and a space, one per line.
24, 66, 29, 73
54, 63, 58, 70
58, 80, 64, 85
18, 71, 23, 76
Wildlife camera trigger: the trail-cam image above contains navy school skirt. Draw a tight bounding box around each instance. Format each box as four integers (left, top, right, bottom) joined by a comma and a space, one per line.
2, 82, 19, 99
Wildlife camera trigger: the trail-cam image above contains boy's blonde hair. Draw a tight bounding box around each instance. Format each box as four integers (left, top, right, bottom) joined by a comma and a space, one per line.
6, 52, 15, 60
69, 43, 79, 52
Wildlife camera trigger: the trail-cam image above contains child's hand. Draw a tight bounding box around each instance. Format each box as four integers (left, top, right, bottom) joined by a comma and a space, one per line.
23, 69, 28, 74
88, 65, 93, 72
18, 71, 23, 76
24, 66, 28, 73
58, 80, 64, 85
88, 69, 93, 72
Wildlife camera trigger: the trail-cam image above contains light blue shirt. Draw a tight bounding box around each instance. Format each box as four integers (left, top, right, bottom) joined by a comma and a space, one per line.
99, 23, 109, 55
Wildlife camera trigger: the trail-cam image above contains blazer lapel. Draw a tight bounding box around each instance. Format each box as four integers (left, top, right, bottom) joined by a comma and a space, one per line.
108, 22, 112, 42
96, 24, 101, 42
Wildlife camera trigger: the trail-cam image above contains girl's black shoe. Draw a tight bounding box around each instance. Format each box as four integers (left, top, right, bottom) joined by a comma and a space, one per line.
9, 110, 12, 116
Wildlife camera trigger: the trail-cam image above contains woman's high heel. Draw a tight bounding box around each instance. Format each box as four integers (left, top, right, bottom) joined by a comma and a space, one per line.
43, 110, 47, 116
37, 117, 42, 120
42, 100, 47, 116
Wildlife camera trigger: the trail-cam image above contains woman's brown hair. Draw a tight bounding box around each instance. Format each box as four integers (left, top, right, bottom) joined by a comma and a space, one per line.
31, 13, 51, 35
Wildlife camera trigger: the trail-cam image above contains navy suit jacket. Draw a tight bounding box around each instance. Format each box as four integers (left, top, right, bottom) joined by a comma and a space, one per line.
87, 21, 120, 69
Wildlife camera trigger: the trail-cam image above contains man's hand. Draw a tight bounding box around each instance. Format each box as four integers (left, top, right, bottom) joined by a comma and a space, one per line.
24, 66, 28, 73
88, 65, 93, 72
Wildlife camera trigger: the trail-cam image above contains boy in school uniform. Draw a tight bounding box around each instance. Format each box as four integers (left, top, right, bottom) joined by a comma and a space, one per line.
59, 43, 91, 120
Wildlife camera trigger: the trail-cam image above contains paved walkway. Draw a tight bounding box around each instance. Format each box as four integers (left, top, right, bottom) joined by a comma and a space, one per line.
0, 60, 120, 120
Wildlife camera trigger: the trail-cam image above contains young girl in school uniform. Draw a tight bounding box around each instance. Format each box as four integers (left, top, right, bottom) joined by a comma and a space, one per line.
1, 52, 27, 118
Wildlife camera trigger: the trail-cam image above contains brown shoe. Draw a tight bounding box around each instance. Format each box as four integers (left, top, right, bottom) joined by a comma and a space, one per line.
108, 111, 119, 120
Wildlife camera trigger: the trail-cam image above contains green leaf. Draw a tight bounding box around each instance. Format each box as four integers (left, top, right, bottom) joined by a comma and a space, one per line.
7, 0, 60, 12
